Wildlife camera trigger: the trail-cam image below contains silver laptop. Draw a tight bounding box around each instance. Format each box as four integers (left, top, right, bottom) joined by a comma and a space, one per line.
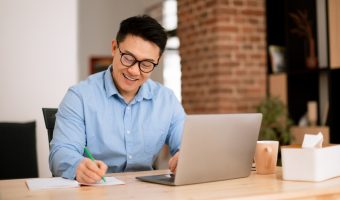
136, 113, 262, 186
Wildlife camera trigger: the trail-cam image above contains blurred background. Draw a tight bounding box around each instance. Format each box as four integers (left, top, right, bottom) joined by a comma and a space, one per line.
1, 0, 339, 178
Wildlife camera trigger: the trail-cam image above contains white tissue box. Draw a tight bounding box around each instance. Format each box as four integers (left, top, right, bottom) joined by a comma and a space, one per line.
281, 144, 340, 182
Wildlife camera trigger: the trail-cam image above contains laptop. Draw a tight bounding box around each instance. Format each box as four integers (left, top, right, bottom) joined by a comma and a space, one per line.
136, 113, 262, 186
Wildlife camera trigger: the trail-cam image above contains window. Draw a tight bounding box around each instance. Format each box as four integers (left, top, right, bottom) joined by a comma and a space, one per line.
163, 0, 181, 102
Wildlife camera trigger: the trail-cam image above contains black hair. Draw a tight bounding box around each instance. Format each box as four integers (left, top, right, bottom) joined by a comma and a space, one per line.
116, 15, 167, 56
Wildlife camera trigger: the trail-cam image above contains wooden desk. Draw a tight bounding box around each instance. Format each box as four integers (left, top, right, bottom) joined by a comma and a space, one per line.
1, 168, 340, 200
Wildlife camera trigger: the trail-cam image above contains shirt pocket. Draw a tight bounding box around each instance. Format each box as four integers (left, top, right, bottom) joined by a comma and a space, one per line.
143, 128, 166, 154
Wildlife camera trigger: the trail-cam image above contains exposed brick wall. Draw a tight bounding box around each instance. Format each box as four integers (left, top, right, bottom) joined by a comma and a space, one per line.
178, 0, 267, 114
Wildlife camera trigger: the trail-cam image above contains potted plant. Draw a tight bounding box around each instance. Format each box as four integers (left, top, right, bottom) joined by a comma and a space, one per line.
256, 97, 293, 166
256, 96, 293, 146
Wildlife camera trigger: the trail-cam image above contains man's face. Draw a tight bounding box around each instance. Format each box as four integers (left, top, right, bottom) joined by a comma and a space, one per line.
111, 35, 160, 100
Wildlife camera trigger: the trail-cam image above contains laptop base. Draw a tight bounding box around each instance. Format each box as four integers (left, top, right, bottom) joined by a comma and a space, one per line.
136, 174, 175, 186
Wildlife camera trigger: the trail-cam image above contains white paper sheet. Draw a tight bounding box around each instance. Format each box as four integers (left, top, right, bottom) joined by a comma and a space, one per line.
26, 176, 125, 191
79, 177, 125, 186
26, 177, 79, 191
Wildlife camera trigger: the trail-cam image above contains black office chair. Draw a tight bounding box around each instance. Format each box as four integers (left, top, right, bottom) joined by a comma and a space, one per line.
42, 108, 58, 143
0, 121, 38, 179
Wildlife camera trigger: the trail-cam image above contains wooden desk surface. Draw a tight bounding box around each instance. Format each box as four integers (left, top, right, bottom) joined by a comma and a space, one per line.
1, 168, 340, 200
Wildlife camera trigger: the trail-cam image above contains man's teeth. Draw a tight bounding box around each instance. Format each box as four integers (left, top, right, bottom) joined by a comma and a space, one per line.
124, 73, 137, 81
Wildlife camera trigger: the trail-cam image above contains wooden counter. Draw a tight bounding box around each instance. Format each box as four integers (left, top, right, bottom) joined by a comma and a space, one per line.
1, 168, 340, 200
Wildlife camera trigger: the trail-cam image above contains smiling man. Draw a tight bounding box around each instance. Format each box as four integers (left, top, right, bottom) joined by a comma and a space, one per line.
49, 15, 185, 184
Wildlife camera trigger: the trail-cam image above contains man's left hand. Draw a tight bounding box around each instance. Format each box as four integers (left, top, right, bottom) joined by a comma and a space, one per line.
168, 151, 179, 174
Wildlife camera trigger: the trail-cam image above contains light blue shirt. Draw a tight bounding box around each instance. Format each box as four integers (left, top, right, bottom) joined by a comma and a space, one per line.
49, 66, 186, 179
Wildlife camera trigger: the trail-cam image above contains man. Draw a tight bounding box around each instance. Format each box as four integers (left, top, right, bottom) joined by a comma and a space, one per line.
49, 15, 185, 183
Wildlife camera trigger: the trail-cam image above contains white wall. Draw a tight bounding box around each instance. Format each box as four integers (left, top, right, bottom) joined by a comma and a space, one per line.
0, 0, 163, 178
0, 0, 78, 177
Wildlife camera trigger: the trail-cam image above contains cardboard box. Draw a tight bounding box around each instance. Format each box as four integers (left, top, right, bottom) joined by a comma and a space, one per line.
269, 73, 287, 105
290, 126, 330, 145
281, 144, 340, 182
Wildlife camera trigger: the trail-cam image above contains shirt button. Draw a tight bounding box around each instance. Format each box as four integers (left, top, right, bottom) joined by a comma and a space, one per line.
127, 130, 130, 134
128, 155, 132, 159
127, 106, 130, 110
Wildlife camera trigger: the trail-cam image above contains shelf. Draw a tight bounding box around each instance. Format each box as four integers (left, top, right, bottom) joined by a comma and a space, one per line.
285, 67, 329, 75
266, 0, 340, 144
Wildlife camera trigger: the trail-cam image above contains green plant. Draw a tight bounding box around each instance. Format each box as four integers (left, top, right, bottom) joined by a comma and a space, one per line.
256, 97, 293, 145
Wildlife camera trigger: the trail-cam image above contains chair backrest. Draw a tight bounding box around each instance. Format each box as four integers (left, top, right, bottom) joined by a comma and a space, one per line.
42, 108, 58, 143
0, 121, 38, 179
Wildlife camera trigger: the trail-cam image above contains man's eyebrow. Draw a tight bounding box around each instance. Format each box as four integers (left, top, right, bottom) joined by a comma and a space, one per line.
124, 50, 157, 63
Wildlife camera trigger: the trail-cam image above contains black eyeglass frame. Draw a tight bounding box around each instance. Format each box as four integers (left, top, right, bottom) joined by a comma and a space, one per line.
117, 44, 159, 73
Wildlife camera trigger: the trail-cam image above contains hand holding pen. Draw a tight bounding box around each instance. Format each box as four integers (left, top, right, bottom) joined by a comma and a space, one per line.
75, 147, 108, 184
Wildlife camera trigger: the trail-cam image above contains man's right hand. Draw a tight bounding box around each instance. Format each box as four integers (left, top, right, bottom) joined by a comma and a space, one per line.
76, 158, 108, 184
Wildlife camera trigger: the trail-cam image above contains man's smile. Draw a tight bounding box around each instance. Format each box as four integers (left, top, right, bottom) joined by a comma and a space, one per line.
123, 73, 138, 81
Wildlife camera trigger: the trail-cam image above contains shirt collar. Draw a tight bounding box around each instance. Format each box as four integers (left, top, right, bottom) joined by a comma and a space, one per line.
104, 65, 120, 98
104, 65, 153, 101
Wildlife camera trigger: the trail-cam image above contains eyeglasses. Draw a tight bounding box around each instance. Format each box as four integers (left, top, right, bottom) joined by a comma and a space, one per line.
117, 44, 158, 73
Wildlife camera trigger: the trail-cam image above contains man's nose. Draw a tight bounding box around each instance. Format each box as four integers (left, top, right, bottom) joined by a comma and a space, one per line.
127, 62, 141, 75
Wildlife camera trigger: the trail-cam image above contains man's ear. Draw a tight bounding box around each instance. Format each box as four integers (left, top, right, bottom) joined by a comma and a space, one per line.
111, 40, 117, 57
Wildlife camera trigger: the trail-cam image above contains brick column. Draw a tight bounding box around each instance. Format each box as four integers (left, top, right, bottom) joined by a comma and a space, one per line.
178, 0, 267, 114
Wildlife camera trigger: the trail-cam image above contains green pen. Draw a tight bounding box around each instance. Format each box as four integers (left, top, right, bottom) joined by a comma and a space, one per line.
84, 147, 106, 183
